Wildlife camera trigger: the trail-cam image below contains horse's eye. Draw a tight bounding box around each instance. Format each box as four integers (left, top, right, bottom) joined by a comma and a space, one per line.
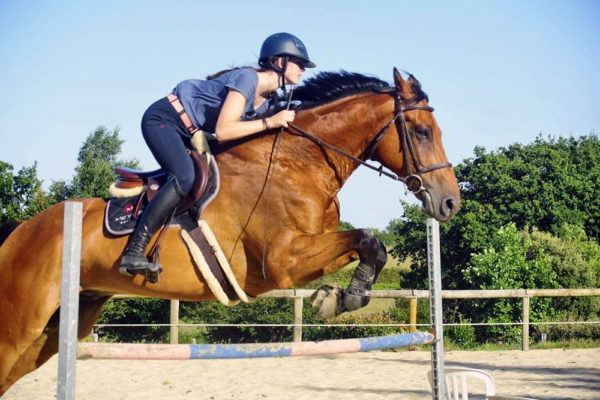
414, 126, 431, 140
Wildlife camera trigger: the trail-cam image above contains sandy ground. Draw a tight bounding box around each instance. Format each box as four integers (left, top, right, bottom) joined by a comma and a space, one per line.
3, 348, 599, 400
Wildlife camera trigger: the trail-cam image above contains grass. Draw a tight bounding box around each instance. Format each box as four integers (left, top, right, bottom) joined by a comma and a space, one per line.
440, 338, 600, 352
388, 338, 600, 353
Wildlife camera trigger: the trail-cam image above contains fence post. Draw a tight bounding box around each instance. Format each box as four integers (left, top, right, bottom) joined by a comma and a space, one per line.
293, 295, 303, 342
57, 202, 82, 400
408, 297, 417, 351
522, 296, 530, 351
170, 300, 179, 344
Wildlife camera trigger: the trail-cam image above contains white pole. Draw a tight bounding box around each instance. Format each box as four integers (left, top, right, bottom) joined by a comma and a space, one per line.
427, 219, 445, 400
57, 202, 82, 400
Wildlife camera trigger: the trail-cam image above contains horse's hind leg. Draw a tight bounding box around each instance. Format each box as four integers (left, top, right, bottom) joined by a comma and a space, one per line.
0, 292, 111, 396
0, 308, 61, 396
0, 289, 60, 395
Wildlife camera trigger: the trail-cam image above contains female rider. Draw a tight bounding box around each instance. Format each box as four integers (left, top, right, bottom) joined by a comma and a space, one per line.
119, 32, 316, 281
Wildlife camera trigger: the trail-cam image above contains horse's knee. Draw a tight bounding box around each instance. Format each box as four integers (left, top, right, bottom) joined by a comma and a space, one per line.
343, 232, 388, 312
358, 231, 387, 269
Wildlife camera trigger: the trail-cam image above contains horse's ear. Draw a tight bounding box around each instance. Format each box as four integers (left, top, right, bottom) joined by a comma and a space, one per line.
393, 67, 411, 94
407, 74, 421, 90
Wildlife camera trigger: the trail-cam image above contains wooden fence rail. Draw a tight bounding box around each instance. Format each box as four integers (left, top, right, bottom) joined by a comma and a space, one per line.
110, 288, 600, 351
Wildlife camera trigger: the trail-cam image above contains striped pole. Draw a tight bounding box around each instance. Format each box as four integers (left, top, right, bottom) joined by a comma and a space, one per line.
78, 331, 434, 360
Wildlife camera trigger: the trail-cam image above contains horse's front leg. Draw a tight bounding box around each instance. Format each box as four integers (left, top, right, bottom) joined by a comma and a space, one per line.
280, 229, 387, 319
310, 231, 387, 318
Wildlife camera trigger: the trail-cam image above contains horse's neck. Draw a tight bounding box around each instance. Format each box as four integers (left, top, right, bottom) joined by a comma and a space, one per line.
296, 93, 392, 184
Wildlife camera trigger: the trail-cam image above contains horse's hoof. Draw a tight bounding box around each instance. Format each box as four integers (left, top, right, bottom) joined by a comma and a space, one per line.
309, 285, 334, 308
310, 285, 344, 319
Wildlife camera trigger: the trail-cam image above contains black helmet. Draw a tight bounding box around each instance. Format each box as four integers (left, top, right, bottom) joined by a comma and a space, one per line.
259, 32, 316, 68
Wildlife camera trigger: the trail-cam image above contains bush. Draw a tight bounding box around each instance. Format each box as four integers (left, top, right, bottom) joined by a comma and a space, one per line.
180, 298, 295, 344
303, 312, 406, 342
534, 320, 600, 342
445, 316, 478, 349
96, 298, 170, 343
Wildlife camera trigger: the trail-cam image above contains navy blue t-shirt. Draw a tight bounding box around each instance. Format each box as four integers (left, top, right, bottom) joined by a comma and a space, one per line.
173, 68, 270, 134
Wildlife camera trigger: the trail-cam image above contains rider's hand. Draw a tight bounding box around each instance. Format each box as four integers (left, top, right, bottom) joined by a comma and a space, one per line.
268, 110, 296, 128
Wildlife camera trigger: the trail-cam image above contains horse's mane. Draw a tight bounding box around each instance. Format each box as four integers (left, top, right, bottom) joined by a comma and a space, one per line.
292, 70, 428, 109
211, 70, 428, 154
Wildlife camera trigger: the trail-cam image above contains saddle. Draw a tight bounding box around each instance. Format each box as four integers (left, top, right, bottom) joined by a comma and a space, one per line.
113, 150, 211, 218
105, 145, 220, 236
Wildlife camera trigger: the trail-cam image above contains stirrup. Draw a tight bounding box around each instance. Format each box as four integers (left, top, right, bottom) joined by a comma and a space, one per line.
144, 246, 163, 283
119, 262, 163, 283
119, 247, 164, 283
144, 261, 163, 284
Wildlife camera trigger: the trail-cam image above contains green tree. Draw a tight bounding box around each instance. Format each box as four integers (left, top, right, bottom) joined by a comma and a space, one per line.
392, 134, 600, 343
527, 226, 600, 319
63, 126, 140, 200
464, 223, 558, 341
368, 219, 401, 247
338, 220, 355, 231
0, 161, 53, 223
458, 135, 600, 240
394, 134, 600, 290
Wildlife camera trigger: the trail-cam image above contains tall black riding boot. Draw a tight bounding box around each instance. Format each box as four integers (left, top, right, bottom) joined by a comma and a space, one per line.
119, 177, 184, 282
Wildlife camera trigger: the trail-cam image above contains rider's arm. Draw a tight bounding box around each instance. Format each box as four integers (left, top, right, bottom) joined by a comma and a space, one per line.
215, 89, 295, 143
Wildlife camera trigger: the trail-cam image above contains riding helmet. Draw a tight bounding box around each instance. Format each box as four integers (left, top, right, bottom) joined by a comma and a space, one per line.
259, 32, 316, 68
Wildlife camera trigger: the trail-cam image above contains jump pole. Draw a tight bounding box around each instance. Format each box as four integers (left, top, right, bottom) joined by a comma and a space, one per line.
57, 201, 83, 400
77, 331, 434, 360
427, 218, 445, 400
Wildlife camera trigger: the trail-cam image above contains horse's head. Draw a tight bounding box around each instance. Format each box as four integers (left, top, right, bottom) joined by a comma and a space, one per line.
371, 68, 460, 222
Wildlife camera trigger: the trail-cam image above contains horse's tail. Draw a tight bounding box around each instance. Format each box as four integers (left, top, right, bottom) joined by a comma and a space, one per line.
0, 220, 22, 246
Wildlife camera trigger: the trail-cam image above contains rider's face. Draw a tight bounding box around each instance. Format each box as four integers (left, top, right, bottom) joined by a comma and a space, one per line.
276, 57, 305, 85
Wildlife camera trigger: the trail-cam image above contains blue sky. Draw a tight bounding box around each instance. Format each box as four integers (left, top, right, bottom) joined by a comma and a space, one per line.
1, 0, 599, 229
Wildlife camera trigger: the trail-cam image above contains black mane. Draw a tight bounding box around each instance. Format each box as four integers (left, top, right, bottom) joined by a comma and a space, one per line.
292, 70, 428, 109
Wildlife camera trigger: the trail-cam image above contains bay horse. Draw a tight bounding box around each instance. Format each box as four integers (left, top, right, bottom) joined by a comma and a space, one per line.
0, 68, 460, 395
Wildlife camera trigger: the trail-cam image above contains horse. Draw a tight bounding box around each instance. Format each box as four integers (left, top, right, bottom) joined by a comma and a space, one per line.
0, 68, 460, 395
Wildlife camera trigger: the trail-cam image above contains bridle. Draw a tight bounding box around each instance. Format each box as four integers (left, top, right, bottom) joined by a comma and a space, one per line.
287, 90, 452, 194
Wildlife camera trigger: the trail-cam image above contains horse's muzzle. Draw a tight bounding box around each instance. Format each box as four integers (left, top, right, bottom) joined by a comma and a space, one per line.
420, 190, 459, 222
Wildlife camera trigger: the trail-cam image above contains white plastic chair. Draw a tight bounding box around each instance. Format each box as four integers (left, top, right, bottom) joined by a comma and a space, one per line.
428, 367, 496, 400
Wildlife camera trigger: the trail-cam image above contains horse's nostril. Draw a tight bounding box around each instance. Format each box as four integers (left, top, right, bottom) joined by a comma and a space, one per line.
442, 197, 457, 216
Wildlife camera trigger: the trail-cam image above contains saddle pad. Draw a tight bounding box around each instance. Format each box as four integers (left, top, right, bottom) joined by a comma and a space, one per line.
105, 195, 144, 235
104, 156, 220, 236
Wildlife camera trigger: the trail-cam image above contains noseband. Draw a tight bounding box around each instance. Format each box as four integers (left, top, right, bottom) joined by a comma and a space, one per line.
287, 91, 452, 194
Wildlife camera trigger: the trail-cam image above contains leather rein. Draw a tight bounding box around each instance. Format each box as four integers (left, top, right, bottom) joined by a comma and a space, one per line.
287, 91, 452, 194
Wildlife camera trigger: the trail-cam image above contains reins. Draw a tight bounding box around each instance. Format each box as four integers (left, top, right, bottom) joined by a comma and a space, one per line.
261, 86, 295, 281
288, 121, 399, 180
287, 90, 452, 194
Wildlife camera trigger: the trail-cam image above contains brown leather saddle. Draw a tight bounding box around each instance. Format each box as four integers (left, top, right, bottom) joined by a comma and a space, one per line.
113, 150, 211, 218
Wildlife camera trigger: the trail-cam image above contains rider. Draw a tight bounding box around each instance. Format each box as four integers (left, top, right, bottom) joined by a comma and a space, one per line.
119, 32, 316, 280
